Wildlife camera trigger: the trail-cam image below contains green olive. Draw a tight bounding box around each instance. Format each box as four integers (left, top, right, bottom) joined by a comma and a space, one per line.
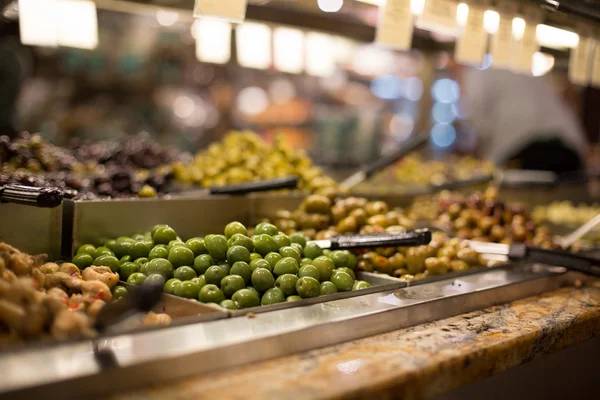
228, 234, 254, 253
295, 276, 320, 298
272, 234, 291, 249
352, 280, 371, 290
273, 257, 300, 277
252, 234, 278, 256
250, 258, 272, 273
193, 254, 214, 275
186, 237, 207, 256
251, 268, 276, 293
261, 287, 286, 305
224, 221, 248, 239
205, 234, 229, 260
164, 278, 182, 294
230, 261, 252, 284
319, 281, 337, 295
298, 265, 320, 280
254, 222, 279, 236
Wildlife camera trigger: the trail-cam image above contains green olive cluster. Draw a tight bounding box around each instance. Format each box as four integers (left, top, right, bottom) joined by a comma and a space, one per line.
73, 222, 371, 310
173, 131, 339, 195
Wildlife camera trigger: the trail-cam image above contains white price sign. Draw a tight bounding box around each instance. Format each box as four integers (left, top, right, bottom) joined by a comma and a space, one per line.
455, 5, 487, 65
418, 0, 458, 36
569, 36, 593, 85
194, 0, 248, 23
375, 0, 414, 50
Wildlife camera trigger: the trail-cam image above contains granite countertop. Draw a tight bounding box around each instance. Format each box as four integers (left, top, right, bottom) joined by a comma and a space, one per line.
112, 282, 600, 400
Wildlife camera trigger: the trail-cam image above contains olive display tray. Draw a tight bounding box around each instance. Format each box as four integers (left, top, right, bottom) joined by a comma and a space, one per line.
62, 192, 307, 257
0, 263, 569, 400
116, 282, 226, 330
226, 271, 406, 317
359, 256, 542, 289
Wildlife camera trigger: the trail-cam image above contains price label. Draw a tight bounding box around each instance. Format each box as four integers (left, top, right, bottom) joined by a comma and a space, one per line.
193, 0, 248, 23
512, 23, 539, 74
376, 0, 414, 50
569, 36, 593, 85
490, 2, 517, 69
455, 5, 487, 65
418, 0, 458, 36
591, 39, 600, 88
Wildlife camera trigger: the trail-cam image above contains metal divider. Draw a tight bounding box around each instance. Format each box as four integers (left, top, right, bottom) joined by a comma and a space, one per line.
0, 202, 63, 260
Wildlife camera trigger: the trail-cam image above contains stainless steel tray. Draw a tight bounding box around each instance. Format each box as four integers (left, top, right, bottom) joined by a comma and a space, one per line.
118, 282, 226, 326
63, 196, 253, 256
0, 202, 63, 260
0, 263, 567, 399
227, 271, 406, 317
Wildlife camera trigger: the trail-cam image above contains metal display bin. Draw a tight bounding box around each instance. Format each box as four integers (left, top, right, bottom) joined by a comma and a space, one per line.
0, 202, 63, 260
63, 196, 253, 257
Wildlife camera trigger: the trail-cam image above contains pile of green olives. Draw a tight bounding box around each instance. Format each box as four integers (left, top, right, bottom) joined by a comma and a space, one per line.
172, 131, 340, 196
357, 232, 487, 281
73, 222, 371, 310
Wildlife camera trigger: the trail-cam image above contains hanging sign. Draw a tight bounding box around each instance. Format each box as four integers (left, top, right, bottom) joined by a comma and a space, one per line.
193, 0, 248, 23
376, 0, 414, 51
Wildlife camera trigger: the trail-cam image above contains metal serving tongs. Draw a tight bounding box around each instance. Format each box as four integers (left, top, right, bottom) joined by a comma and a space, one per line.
468, 241, 600, 278
555, 212, 600, 249
91, 283, 163, 368
0, 184, 64, 208
94, 282, 163, 333
174, 175, 299, 197
341, 134, 430, 189
311, 229, 432, 250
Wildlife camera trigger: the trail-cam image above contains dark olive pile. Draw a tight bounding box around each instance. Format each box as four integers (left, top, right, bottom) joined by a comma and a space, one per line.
73, 222, 371, 310
0, 133, 188, 199
0, 133, 77, 172
69, 135, 190, 170
432, 188, 555, 247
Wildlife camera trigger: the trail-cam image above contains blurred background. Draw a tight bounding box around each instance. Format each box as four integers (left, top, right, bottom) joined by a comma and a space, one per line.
1, 0, 599, 170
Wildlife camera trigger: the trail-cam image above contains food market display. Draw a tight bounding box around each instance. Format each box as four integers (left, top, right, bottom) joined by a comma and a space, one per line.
172, 131, 339, 195
353, 153, 496, 194
74, 222, 371, 310
271, 194, 490, 281
1, 131, 340, 199
0, 242, 171, 347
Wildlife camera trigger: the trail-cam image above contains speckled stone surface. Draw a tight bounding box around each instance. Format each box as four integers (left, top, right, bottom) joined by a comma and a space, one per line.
111, 283, 600, 400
